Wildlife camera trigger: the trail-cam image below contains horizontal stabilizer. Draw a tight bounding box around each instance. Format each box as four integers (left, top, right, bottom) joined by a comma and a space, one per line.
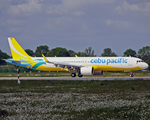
6, 59, 21, 64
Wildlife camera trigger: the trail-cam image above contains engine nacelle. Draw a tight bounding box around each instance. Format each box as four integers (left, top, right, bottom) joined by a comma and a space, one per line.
93, 71, 104, 75
80, 66, 94, 75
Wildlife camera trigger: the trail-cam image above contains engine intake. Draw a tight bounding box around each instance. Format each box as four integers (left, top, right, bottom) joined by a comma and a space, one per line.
80, 67, 104, 75
80, 66, 94, 75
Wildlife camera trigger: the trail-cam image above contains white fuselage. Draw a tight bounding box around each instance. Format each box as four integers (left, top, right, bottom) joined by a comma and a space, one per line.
32, 57, 148, 71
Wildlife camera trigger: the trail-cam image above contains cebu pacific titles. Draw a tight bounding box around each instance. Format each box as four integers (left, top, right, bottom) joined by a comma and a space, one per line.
6, 38, 148, 77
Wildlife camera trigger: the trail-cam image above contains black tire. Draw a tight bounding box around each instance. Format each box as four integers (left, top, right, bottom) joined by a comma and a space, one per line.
130, 74, 133, 77
78, 73, 83, 77
71, 73, 76, 77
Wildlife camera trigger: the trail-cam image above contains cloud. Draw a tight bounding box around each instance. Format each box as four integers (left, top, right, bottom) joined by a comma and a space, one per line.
6, 0, 115, 17
8, 5, 22, 15
7, 19, 25, 26
0, 0, 150, 56
72, 11, 85, 16
106, 19, 132, 29
115, 1, 150, 14
8, 0, 42, 15
46, 0, 115, 15
46, 4, 66, 15
126, 0, 150, 5
18, 0, 42, 13
62, 0, 114, 7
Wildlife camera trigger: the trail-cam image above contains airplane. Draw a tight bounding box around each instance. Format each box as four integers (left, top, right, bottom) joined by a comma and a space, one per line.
5, 37, 148, 77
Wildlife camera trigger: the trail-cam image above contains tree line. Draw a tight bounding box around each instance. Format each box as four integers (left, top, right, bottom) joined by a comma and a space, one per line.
0, 45, 150, 69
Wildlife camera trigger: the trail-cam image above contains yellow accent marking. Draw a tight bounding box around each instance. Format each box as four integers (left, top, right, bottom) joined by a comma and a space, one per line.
9, 38, 34, 63
10, 38, 29, 59
75, 55, 78, 57
82, 65, 142, 71
42, 54, 48, 62
36, 65, 68, 71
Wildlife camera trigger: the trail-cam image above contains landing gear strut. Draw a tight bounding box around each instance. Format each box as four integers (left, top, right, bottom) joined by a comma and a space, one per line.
130, 72, 134, 77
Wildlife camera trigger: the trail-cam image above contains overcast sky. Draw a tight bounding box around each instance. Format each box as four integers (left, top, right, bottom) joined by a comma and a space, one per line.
0, 0, 150, 56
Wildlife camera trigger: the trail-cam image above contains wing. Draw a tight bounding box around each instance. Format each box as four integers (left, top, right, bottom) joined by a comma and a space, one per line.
42, 54, 82, 71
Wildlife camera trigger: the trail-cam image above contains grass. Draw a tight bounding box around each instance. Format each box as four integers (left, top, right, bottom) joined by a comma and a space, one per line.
0, 80, 150, 119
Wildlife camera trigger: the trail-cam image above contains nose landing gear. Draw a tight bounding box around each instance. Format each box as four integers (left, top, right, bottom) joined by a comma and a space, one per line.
130, 71, 134, 77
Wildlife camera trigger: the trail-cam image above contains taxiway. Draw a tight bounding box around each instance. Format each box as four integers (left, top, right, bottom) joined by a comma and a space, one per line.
0, 77, 150, 81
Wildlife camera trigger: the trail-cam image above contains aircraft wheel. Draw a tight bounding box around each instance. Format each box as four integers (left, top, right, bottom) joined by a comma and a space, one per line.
71, 73, 76, 77
78, 73, 83, 77
130, 72, 134, 77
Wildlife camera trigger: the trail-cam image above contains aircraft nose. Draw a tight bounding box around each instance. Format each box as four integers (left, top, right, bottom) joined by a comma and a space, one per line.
143, 62, 148, 69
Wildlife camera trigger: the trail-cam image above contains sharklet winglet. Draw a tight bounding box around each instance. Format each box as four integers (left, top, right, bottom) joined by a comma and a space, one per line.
42, 54, 48, 62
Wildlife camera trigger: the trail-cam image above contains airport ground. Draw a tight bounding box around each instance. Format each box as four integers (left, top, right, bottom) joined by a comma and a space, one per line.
0, 71, 150, 81
0, 71, 150, 77
1, 79, 150, 119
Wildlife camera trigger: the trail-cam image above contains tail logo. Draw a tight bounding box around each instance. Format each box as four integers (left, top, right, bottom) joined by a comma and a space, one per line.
9, 38, 27, 57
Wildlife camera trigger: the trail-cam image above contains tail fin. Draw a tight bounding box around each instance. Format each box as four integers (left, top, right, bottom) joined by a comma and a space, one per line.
8, 37, 30, 60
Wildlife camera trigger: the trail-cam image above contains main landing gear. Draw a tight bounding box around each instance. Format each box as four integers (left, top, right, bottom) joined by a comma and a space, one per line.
130, 71, 134, 77
71, 73, 83, 77
78, 73, 83, 77
71, 73, 76, 77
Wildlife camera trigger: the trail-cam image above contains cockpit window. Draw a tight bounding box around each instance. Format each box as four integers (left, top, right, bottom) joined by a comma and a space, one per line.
137, 60, 144, 62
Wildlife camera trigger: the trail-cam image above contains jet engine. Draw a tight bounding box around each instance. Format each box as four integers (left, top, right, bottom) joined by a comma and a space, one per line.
80, 66, 104, 75
80, 66, 94, 75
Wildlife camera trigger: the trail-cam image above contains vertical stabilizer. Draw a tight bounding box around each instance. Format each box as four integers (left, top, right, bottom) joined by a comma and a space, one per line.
8, 37, 30, 60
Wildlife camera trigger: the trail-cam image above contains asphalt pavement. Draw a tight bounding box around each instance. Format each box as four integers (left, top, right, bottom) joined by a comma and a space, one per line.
0, 77, 150, 81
